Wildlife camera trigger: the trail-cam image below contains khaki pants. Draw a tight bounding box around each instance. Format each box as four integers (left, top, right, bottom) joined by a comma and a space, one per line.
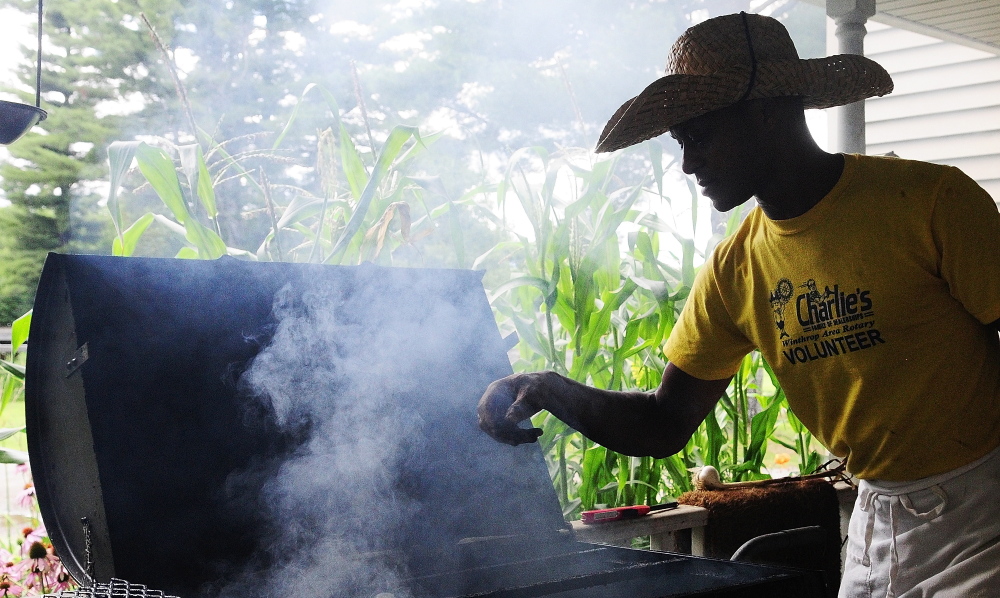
840, 444, 1000, 598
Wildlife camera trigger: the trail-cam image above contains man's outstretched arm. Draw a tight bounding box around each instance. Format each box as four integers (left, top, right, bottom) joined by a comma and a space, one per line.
477, 363, 731, 458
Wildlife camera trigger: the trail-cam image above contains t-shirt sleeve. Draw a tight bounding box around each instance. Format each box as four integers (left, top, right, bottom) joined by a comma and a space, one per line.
663, 254, 755, 380
932, 168, 1000, 325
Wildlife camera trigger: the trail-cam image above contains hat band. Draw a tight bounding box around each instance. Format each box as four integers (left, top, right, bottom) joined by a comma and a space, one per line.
738, 11, 757, 102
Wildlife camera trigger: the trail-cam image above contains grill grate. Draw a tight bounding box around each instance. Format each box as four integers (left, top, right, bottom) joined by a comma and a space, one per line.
43, 579, 179, 598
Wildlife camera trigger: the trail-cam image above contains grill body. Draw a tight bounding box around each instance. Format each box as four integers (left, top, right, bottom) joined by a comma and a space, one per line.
26, 254, 823, 598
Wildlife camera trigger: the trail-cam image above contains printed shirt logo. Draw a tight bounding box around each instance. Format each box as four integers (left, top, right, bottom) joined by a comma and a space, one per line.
770, 278, 886, 365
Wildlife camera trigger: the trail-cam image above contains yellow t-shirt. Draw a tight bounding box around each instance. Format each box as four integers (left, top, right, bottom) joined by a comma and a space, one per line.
664, 154, 1000, 481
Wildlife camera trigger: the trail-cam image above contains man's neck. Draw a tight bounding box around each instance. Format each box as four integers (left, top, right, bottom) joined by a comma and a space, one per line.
756, 148, 845, 221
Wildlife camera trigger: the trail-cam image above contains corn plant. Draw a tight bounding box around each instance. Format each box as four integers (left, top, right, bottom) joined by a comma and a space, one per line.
104, 84, 445, 266
97, 79, 823, 517
480, 143, 821, 517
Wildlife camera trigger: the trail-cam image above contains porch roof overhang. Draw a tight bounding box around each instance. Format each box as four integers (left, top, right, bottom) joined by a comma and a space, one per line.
803, 0, 1000, 154
871, 0, 1000, 55
805, 0, 1000, 55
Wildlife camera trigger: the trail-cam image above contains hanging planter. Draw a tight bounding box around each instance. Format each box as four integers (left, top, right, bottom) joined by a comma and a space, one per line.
0, 0, 47, 144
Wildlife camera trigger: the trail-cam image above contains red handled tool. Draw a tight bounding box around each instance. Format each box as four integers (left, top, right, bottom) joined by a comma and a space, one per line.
581, 501, 679, 524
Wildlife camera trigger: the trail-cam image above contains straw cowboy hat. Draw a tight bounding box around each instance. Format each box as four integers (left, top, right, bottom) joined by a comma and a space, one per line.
595, 12, 893, 153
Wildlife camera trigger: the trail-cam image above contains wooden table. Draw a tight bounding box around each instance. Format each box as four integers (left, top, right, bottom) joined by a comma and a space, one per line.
570, 504, 709, 553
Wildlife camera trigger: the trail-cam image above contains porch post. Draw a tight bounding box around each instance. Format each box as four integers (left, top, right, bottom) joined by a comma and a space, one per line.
826, 0, 876, 154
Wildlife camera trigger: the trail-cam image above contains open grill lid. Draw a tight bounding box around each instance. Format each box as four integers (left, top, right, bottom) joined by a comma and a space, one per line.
27, 254, 824, 598
26, 254, 569, 596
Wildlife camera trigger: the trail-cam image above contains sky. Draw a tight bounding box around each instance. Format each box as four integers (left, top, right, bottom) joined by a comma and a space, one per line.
0, 2, 828, 215
0, 8, 32, 101
0, 7, 33, 207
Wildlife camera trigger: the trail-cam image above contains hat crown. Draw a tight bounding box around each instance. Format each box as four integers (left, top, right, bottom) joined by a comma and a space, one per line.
665, 13, 799, 76
595, 12, 893, 153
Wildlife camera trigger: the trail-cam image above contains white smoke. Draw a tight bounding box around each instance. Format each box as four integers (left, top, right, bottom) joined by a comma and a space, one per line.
224, 278, 437, 598
216, 265, 517, 598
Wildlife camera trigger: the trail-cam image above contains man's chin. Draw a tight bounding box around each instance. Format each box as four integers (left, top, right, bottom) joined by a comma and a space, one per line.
700, 183, 753, 212
707, 195, 746, 213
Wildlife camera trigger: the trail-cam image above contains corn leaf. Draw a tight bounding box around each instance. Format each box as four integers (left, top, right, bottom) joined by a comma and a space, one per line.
1, 376, 19, 415
676, 235, 697, 287
112, 213, 155, 257
11, 310, 31, 353
649, 141, 665, 199
106, 140, 142, 239
744, 394, 784, 470
587, 185, 643, 261
0, 448, 28, 465
328, 126, 417, 262
631, 276, 670, 302
184, 220, 227, 259
578, 444, 607, 510
175, 246, 200, 259
0, 427, 24, 442
150, 212, 225, 260
152, 214, 187, 237
661, 454, 692, 494
703, 407, 725, 470
359, 202, 409, 264
226, 247, 257, 260
502, 147, 549, 235
0, 360, 25, 379
488, 276, 549, 304
136, 143, 189, 225
494, 305, 550, 360
178, 144, 218, 219
277, 195, 326, 229
470, 240, 522, 271
269, 83, 347, 151
340, 126, 367, 200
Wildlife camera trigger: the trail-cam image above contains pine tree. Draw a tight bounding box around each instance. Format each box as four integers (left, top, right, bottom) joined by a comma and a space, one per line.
0, 0, 181, 323
0, 0, 825, 321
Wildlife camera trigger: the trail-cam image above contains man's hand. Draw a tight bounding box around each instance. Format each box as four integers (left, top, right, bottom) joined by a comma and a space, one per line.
477, 373, 546, 446
477, 365, 730, 456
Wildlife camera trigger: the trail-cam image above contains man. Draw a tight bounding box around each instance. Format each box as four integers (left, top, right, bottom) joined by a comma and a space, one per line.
477, 12, 1000, 598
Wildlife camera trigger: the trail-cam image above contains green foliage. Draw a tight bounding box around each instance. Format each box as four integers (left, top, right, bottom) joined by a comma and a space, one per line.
0, 0, 340, 312
0, 0, 830, 527
99, 84, 823, 511
481, 143, 823, 517
0, 0, 176, 322
0, 310, 30, 465
0, 242, 45, 325
101, 86, 825, 511
0, 0, 827, 319
104, 85, 464, 266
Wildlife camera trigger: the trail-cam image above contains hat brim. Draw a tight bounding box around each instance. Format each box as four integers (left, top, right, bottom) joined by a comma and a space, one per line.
595, 54, 893, 153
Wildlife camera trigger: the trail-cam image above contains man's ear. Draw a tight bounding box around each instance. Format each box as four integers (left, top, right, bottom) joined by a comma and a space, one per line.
740, 99, 773, 145
755, 97, 786, 130
755, 97, 804, 147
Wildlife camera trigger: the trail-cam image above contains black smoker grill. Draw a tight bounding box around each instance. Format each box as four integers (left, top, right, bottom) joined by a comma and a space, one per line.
26, 254, 822, 598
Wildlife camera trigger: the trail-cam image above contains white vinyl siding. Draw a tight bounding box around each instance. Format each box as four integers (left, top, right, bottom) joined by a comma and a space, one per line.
862, 21, 1000, 202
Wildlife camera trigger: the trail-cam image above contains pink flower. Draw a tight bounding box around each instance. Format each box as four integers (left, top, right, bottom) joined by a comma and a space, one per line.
12, 542, 59, 594
47, 563, 72, 593
14, 486, 34, 512
0, 574, 22, 597
19, 528, 46, 557
0, 550, 14, 577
